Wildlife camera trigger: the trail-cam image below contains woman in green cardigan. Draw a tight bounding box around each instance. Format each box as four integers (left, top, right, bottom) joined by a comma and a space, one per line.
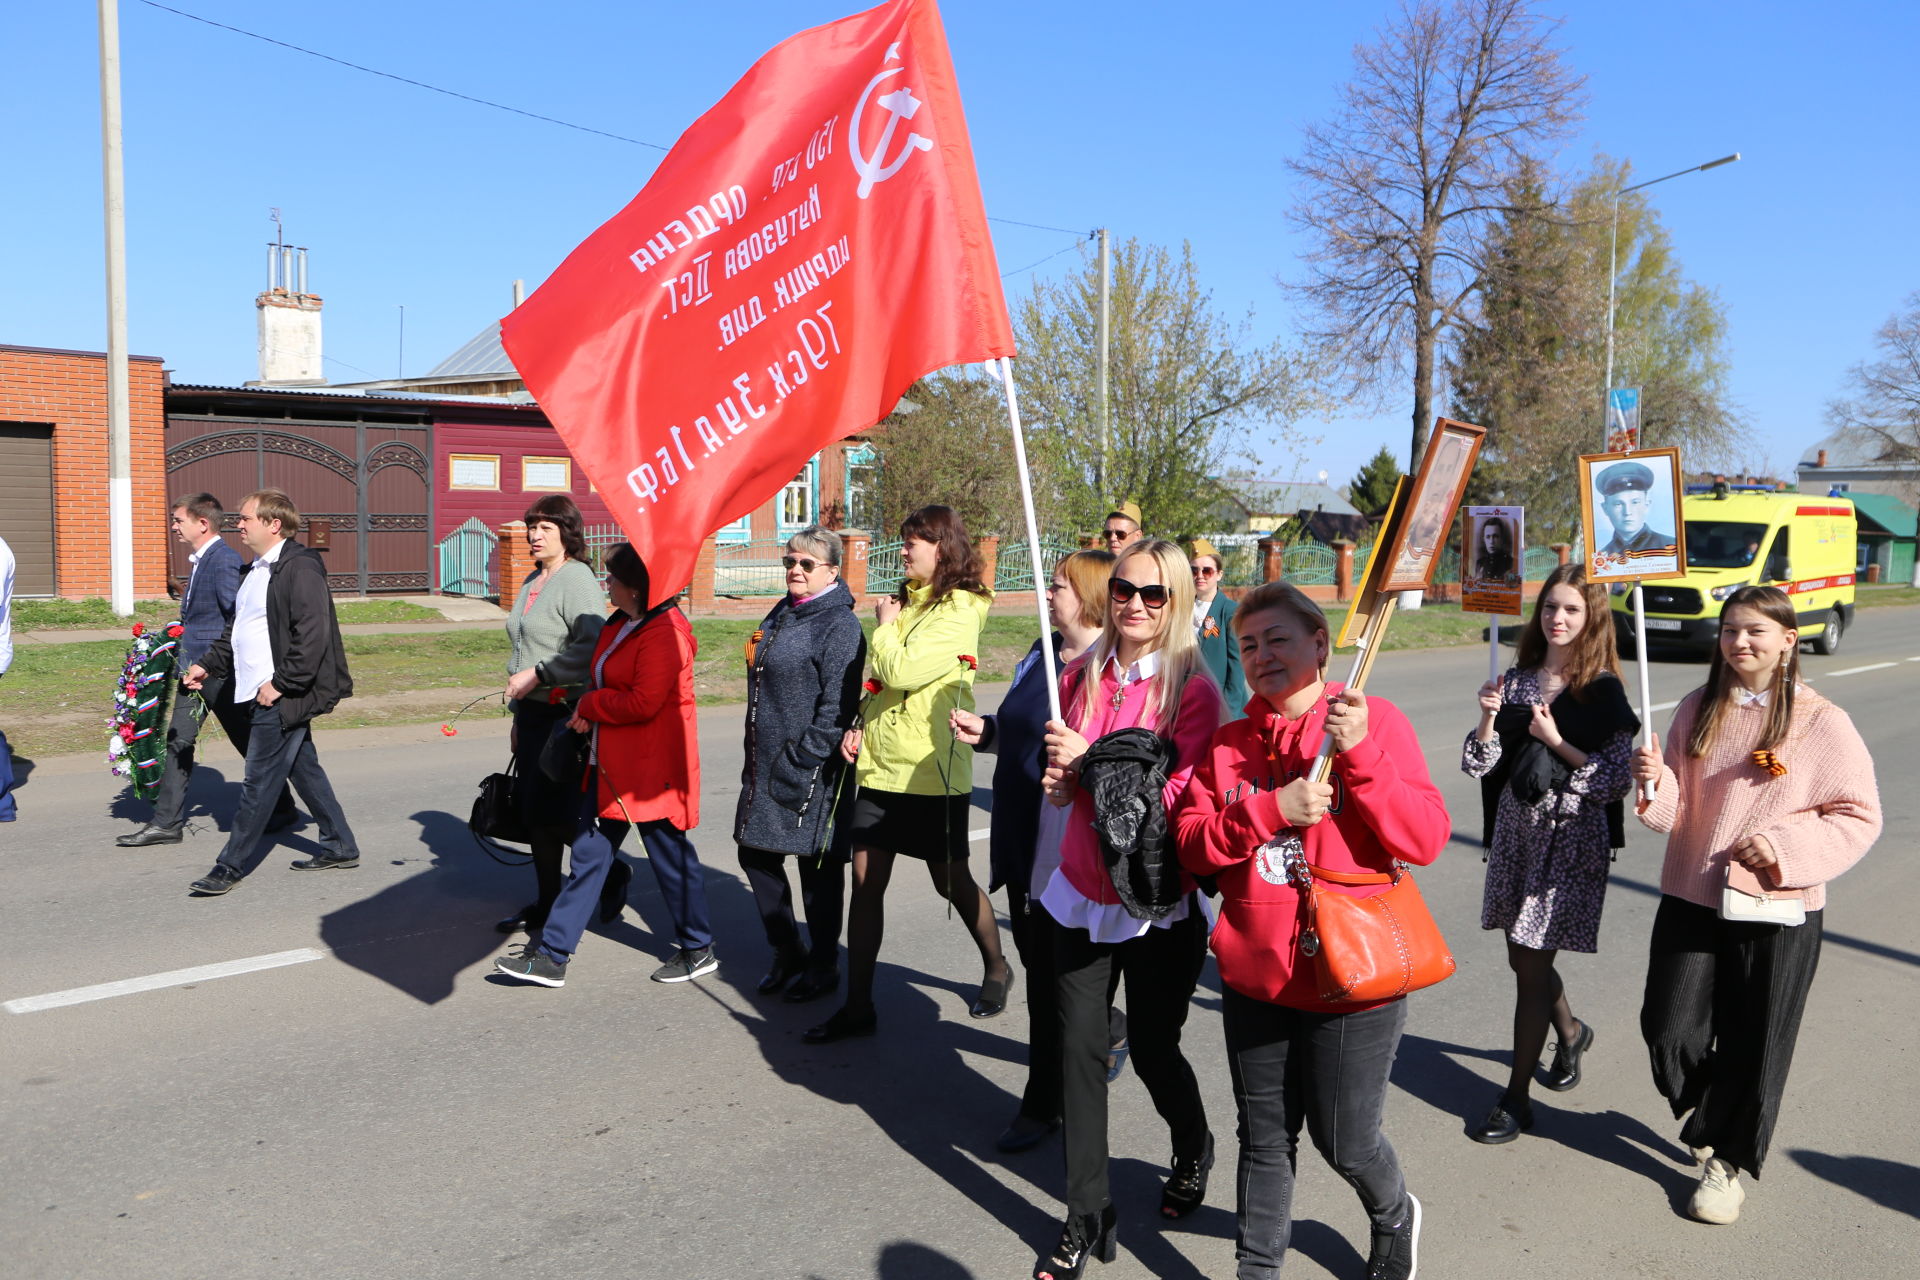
498, 495, 613, 934
1189, 538, 1247, 718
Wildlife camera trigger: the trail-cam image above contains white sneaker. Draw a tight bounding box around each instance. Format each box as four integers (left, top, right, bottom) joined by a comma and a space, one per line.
1689, 1144, 1713, 1166
1687, 1157, 1744, 1225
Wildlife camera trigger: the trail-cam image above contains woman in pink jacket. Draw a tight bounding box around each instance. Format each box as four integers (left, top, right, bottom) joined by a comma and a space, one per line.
1174, 581, 1448, 1280
1632, 585, 1881, 1226
1031, 538, 1222, 1280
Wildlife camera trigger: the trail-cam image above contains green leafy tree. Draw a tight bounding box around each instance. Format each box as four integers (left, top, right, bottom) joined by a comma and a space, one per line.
1449, 158, 1743, 542
1347, 445, 1405, 520
1012, 237, 1310, 539
864, 372, 1052, 541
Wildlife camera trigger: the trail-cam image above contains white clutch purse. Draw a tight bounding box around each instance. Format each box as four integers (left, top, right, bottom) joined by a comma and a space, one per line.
1719, 861, 1805, 926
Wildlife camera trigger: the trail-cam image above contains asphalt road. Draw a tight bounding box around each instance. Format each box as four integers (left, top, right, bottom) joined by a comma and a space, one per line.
3, 609, 1915, 1279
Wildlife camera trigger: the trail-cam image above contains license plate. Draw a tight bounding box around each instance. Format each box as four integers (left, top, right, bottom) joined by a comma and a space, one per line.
1644, 618, 1683, 631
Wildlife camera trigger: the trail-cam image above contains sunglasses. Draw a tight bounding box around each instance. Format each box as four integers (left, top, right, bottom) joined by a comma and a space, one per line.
781, 555, 829, 572
1110, 577, 1171, 609
1101, 529, 1133, 541
1192, 565, 1219, 579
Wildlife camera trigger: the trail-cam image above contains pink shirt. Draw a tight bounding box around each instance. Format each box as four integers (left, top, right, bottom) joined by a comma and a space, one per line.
1639, 684, 1881, 912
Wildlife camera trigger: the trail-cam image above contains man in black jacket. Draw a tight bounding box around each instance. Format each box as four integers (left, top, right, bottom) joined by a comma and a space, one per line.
181, 490, 359, 896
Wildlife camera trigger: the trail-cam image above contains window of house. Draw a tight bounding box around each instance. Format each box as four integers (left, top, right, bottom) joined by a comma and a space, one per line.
844, 442, 880, 533
778, 460, 817, 531
449, 454, 500, 490
522, 456, 571, 491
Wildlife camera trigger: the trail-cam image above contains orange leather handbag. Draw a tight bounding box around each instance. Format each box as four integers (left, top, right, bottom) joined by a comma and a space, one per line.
1300, 863, 1457, 1004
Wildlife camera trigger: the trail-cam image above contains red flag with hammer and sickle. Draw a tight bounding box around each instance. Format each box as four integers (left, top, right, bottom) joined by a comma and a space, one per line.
500, 0, 1014, 606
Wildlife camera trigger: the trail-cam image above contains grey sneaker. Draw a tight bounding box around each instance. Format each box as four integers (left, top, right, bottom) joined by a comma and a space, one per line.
1366, 1192, 1420, 1279
651, 946, 718, 984
493, 945, 567, 988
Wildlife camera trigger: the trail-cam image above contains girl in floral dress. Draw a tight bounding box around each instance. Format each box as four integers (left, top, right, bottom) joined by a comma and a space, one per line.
1461, 564, 1638, 1143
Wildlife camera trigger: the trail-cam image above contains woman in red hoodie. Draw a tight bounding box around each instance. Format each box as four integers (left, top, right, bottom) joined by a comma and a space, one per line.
1174, 581, 1449, 1280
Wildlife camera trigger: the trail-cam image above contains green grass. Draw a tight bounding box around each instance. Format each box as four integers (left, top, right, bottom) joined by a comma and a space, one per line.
13, 596, 441, 631
1857, 585, 1920, 608
0, 603, 1518, 762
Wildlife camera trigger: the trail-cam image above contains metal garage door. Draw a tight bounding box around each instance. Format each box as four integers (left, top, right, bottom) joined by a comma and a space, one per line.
0, 422, 55, 596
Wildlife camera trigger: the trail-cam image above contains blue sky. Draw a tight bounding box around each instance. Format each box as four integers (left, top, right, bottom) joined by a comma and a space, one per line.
6, 1, 1916, 492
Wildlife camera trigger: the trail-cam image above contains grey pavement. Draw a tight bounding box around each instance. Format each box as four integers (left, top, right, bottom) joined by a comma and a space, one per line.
1, 610, 1916, 1279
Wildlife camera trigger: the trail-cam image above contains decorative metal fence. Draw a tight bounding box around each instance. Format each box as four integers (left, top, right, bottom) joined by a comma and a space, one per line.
713, 538, 792, 596
994, 536, 1085, 593
1205, 532, 1267, 588
1280, 542, 1337, 585
1523, 546, 1562, 580
582, 523, 626, 573
866, 538, 905, 597
436, 518, 497, 597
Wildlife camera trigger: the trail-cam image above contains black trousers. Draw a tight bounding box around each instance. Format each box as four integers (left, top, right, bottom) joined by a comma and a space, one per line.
149, 675, 293, 830
1055, 908, 1210, 1216
213, 702, 358, 875
738, 845, 845, 974
1640, 894, 1824, 1177
1007, 883, 1126, 1126
510, 698, 576, 924
1223, 988, 1410, 1279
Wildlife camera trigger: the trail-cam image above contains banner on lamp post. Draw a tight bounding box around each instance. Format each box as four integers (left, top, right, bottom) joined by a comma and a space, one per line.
1606, 386, 1641, 453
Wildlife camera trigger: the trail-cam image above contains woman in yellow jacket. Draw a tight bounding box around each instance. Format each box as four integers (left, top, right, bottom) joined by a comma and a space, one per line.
806, 505, 1014, 1044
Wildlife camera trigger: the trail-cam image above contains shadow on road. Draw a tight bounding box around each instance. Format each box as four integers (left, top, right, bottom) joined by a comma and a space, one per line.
1788, 1149, 1920, 1220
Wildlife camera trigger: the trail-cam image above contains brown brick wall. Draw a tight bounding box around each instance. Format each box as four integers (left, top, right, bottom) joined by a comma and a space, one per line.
0, 345, 169, 598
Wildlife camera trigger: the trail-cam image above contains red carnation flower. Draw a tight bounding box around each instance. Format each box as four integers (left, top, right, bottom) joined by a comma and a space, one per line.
863, 678, 883, 695
166, 624, 184, 638
959, 654, 978, 670
131, 623, 145, 637
441, 723, 458, 737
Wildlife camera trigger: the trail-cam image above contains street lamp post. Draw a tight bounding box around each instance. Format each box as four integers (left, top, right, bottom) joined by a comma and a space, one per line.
1600, 151, 1739, 804
1603, 152, 1741, 441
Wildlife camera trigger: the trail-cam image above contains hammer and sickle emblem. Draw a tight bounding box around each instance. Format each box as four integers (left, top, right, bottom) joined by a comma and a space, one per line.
849, 67, 934, 199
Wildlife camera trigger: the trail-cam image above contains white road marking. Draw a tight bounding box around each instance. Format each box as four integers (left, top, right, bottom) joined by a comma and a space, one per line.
1826, 662, 1899, 677
4, 947, 327, 1015
1649, 700, 1679, 714
970, 828, 990, 842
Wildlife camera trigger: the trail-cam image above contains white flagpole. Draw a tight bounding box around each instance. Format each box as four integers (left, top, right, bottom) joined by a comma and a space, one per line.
997, 356, 1061, 722
1488, 616, 1501, 682
1632, 582, 1657, 802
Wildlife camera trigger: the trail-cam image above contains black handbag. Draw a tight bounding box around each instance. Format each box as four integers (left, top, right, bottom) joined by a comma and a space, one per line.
539, 719, 591, 794
469, 757, 533, 863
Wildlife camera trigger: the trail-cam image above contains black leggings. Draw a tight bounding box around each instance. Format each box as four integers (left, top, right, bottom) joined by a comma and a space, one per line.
1640, 894, 1823, 1177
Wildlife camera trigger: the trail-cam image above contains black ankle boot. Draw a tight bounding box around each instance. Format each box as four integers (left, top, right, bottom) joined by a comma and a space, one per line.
1033, 1204, 1116, 1279
1160, 1132, 1215, 1219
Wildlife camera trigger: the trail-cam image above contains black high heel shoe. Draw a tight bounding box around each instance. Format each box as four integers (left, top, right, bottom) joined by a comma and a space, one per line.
1159, 1133, 1214, 1219
1033, 1205, 1116, 1280
1541, 1020, 1594, 1092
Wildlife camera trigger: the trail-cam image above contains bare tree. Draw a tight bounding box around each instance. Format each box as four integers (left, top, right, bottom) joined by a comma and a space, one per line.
1827, 292, 1920, 488
1286, 0, 1586, 470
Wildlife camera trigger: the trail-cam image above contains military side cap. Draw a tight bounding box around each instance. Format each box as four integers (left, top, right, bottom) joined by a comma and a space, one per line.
1596, 461, 1654, 496
1110, 500, 1143, 525
1190, 537, 1219, 560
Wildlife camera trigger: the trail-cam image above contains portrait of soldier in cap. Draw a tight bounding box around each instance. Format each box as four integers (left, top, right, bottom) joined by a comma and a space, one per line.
1594, 460, 1675, 556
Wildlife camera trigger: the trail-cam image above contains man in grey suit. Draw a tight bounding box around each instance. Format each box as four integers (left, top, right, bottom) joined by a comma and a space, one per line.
117, 494, 295, 847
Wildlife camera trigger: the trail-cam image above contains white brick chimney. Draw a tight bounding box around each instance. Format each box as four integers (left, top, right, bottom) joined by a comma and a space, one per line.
250, 243, 325, 386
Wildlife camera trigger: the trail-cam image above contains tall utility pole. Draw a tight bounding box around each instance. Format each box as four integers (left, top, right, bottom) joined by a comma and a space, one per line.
98, 0, 134, 616
1096, 227, 1110, 498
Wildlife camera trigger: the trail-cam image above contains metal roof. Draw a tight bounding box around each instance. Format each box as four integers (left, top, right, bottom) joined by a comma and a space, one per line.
1799, 426, 1920, 470
425, 322, 518, 379
1219, 479, 1360, 518
168, 382, 541, 408
1850, 492, 1918, 538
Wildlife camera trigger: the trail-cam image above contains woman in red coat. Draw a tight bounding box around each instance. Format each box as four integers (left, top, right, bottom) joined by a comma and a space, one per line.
1174, 581, 1449, 1280
494, 543, 714, 988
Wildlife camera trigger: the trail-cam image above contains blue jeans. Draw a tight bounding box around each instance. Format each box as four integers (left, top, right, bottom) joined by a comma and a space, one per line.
213, 702, 359, 875
0, 725, 16, 821
1223, 987, 1411, 1279
536, 796, 712, 964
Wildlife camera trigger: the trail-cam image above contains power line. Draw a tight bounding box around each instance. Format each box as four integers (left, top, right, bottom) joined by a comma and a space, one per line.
135, 1, 668, 150
1001, 241, 1086, 279
139, 1, 1089, 239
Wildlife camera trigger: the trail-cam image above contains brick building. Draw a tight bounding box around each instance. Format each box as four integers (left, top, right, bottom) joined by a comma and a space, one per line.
0, 343, 170, 599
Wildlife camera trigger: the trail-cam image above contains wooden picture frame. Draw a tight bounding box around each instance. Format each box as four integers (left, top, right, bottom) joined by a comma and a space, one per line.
1578, 447, 1686, 583
1378, 418, 1487, 592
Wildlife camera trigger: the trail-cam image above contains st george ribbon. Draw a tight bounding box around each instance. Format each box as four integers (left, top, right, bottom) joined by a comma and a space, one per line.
501, 0, 1015, 606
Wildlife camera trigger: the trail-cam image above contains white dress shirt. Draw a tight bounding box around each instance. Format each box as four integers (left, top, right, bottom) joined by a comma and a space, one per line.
231, 540, 286, 703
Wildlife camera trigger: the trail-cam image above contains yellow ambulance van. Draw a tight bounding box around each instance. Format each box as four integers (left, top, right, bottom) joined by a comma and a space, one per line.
1613, 488, 1858, 656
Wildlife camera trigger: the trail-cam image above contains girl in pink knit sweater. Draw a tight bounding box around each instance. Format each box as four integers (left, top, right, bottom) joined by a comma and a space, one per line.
1631, 586, 1881, 1226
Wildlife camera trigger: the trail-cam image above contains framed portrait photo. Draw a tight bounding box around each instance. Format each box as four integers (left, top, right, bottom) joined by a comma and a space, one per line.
1461, 505, 1524, 615
1379, 418, 1486, 592
1578, 447, 1686, 583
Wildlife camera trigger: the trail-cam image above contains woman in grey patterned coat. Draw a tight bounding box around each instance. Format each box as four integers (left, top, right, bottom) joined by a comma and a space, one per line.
735, 526, 867, 1003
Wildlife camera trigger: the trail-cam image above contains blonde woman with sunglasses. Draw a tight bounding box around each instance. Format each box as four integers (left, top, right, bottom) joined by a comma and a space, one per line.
1031, 538, 1224, 1280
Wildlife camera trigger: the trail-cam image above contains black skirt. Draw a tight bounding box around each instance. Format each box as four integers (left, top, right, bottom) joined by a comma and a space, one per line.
847, 788, 972, 861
